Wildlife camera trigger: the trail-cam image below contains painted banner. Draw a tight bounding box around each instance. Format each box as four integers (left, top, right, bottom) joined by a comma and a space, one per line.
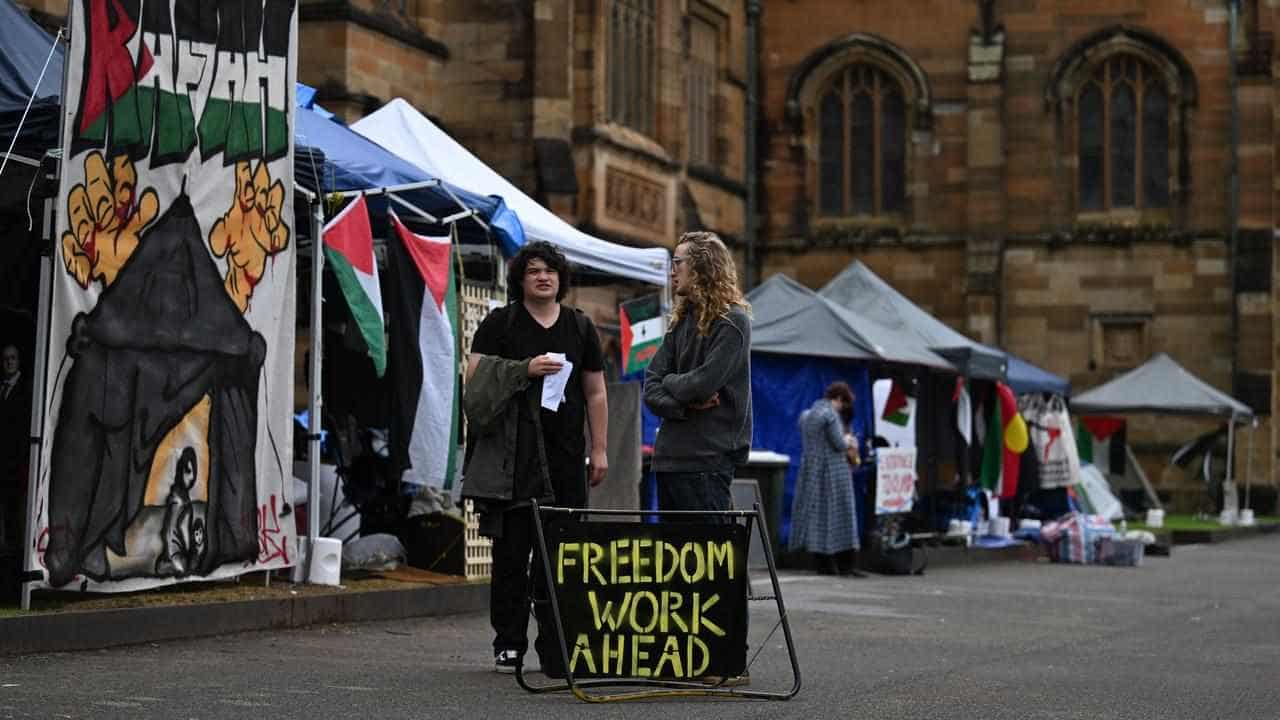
874, 447, 917, 515
33, 0, 298, 592
545, 516, 748, 679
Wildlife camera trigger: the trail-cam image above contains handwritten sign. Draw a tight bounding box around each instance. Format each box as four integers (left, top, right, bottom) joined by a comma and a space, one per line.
875, 447, 917, 514
546, 516, 748, 679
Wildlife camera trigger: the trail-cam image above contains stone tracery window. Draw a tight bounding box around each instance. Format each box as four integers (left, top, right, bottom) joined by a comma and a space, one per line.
1048, 27, 1196, 223
816, 63, 906, 217
1076, 54, 1170, 212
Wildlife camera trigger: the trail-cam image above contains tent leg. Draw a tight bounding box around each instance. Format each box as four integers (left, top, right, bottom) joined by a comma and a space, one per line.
1226, 419, 1236, 486
20, 195, 56, 610
1244, 422, 1255, 511
304, 199, 325, 583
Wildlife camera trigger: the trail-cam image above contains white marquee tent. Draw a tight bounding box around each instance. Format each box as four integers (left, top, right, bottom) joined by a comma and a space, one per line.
352, 98, 670, 286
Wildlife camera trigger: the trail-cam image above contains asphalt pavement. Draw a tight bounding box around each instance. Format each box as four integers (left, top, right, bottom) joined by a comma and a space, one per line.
2, 534, 1278, 719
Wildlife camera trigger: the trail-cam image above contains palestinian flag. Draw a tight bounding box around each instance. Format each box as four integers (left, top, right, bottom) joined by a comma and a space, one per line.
620, 294, 664, 375
881, 380, 914, 426
323, 196, 385, 376
386, 212, 459, 490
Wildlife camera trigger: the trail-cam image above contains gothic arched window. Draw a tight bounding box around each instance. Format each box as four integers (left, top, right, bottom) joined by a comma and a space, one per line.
816, 64, 906, 217
1076, 54, 1170, 212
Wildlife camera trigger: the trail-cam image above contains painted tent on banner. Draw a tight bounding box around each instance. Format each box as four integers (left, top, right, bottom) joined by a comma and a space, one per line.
34, 0, 299, 592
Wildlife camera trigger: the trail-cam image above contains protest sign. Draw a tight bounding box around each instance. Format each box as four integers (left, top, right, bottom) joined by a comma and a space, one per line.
875, 447, 917, 514
544, 516, 748, 679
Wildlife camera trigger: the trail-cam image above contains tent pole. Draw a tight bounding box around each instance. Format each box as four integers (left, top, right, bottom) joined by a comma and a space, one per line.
1226, 417, 1235, 485
305, 198, 324, 583
1244, 421, 1255, 511
1225, 416, 1236, 516
20, 189, 56, 610
22, 10, 70, 609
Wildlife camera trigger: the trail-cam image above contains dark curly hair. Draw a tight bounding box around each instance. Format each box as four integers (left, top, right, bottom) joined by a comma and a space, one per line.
507, 241, 571, 303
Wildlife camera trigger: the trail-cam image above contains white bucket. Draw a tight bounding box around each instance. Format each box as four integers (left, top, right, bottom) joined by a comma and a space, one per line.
290, 537, 343, 586
1240, 508, 1256, 526
990, 517, 1011, 537
1145, 509, 1164, 529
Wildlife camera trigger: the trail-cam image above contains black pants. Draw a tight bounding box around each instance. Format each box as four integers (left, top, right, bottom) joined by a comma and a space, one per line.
489, 463, 586, 671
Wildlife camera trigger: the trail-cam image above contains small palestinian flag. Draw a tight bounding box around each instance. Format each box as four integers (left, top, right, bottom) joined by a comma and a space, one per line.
881, 380, 914, 426
620, 294, 664, 375
323, 196, 385, 376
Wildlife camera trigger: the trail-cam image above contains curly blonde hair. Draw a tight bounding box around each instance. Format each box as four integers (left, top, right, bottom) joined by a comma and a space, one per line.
670, 231, 751, 336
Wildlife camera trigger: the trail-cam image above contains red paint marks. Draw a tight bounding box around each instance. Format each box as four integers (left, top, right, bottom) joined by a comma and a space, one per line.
257, 495, 290, 565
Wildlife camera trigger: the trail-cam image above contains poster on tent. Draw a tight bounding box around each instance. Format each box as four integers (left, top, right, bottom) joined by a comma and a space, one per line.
31, 0, 299, 592
874, 447, 917, 514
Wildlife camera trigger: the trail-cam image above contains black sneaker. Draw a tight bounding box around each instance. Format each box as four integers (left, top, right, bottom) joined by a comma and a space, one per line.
494, 649, 522, 674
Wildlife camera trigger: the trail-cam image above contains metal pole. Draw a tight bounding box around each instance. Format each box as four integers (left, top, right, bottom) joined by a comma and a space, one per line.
1226, 415, 1236, 490
22, 6, 71, 610
304, 199, 324, 583
20, 191, 55, 610
1244, 419, 1255, 509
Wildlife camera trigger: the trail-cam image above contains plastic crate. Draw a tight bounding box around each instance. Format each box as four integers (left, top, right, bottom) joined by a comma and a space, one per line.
1098, 537, 1145, 567
464, 499, 493, 580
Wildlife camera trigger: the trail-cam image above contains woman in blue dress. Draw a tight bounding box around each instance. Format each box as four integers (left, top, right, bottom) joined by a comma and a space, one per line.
789, 381, 865, 576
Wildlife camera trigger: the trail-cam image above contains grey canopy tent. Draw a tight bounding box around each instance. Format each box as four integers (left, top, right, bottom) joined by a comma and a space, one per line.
1072, 353, 1253, 420
818, 261, 1007, 380
1072, 352, 1255, 504
748, 274, 954, 369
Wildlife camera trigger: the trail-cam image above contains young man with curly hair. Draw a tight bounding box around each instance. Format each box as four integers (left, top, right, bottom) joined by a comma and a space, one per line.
643, 231, 752, 520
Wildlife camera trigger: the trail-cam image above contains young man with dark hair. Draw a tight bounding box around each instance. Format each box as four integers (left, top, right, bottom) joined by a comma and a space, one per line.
463, 241, 608, 676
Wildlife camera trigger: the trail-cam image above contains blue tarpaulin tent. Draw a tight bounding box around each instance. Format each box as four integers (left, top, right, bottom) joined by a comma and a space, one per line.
752, 354, 873, 546
744, 277, 884, 545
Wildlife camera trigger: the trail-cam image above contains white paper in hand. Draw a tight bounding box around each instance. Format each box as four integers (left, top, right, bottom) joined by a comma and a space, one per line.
540, 352, 573, 411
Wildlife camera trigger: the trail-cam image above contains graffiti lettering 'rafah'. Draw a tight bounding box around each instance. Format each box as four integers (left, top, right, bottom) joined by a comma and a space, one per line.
72, 0, 296, 165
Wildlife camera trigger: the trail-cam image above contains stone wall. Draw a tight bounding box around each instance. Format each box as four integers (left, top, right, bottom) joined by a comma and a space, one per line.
758, 0, 1277, 491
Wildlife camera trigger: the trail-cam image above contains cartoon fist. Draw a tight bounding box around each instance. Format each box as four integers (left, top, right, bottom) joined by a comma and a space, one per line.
60, 152, 159, 288
208, 160, 290, 313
